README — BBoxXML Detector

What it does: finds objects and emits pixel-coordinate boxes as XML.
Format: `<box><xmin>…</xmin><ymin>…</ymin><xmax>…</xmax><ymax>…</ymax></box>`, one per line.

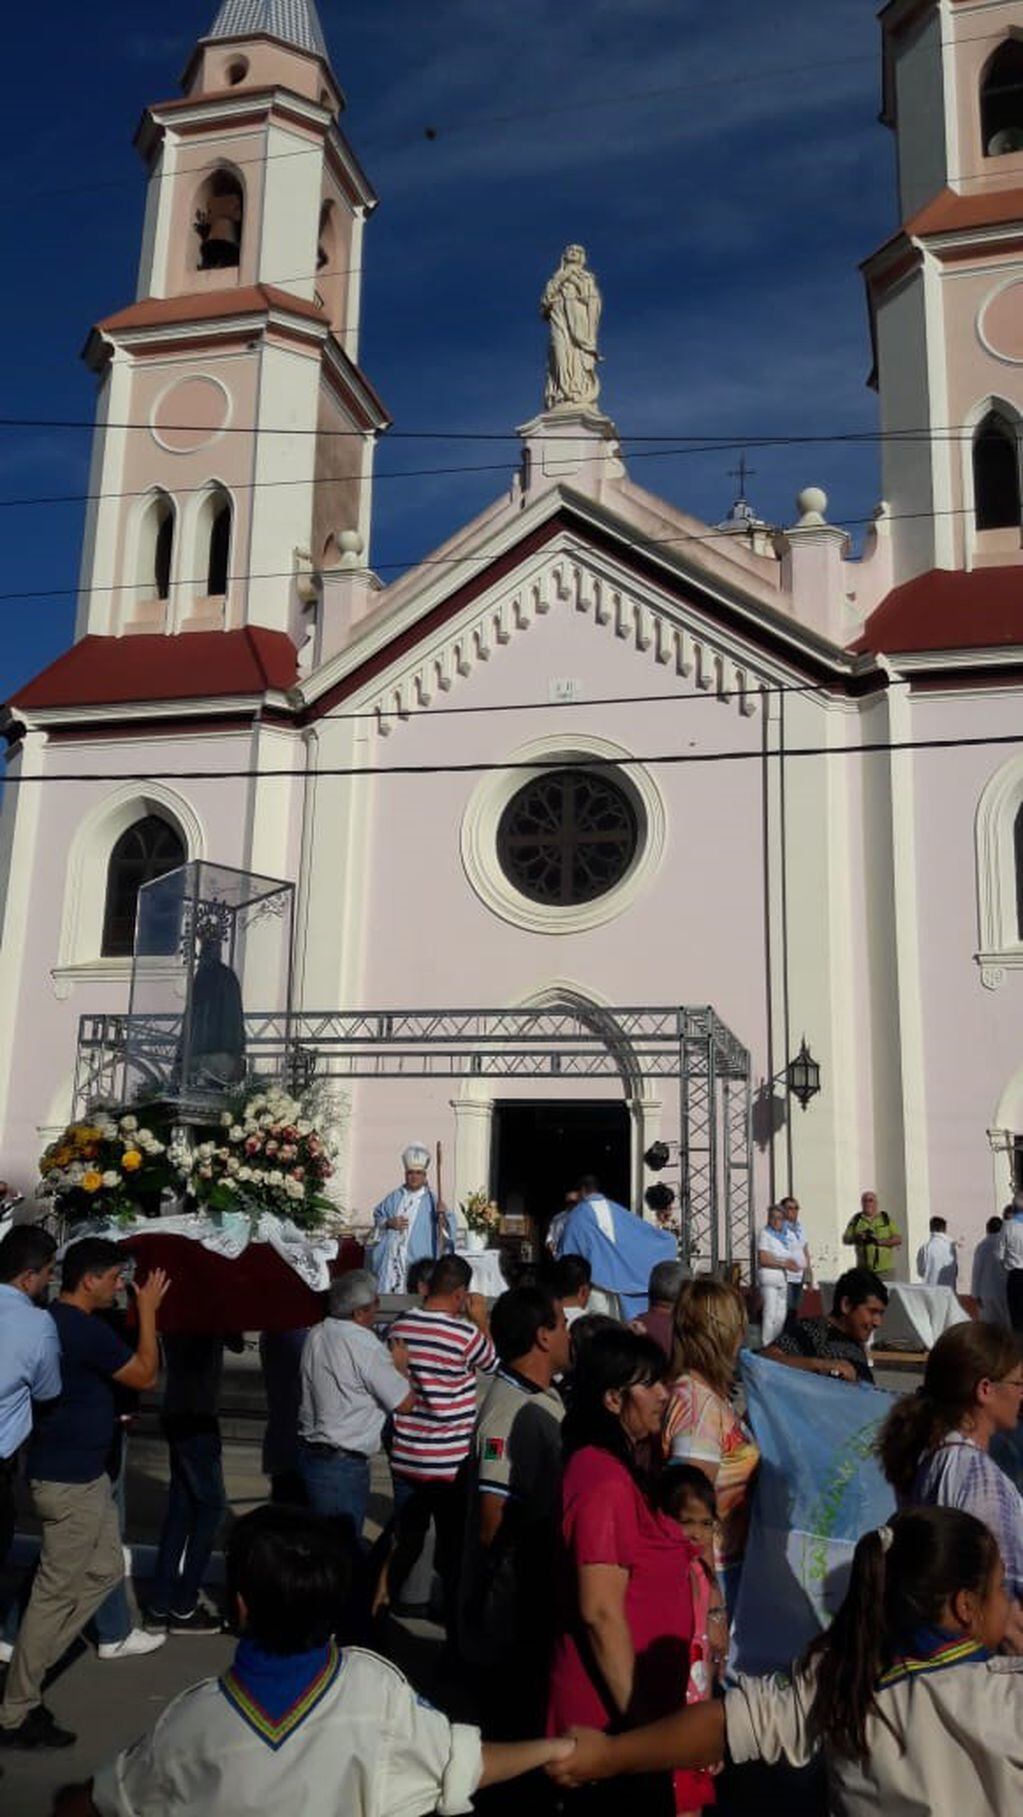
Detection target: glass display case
<box><xmin>123</xmin><ymin>860</ymin><xmax>294</xmax><ymax>1116</ymax></box>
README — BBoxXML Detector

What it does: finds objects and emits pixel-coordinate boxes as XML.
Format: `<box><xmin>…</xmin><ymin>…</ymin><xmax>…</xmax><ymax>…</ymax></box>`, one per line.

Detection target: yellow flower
<box><xmin>75</xmin><ymin>1126</ymin><xmax>101</xmax><ymax>1147</ymax></box>
<box><xmin>121</xmin><ymin>1150</ymin><xmax>143</xmax><ymax>1172</ymax></box>
<box><xmin>81</xmin><ymin>1170</ymin><xmax>103</xmax><ymax>1193</ymax></box>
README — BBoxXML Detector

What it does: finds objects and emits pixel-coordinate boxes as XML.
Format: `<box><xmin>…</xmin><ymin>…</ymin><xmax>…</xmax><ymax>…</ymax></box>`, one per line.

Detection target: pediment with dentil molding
<box><xmin>363</xmin><ymin>549</ymin><xmax>769</xmax><ymax>734</ymax></box>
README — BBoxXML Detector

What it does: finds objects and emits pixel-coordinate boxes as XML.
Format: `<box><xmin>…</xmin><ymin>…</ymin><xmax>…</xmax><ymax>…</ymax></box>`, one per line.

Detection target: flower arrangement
<box><xmin>38</xmin><ymin>1112</ymin><xmax>173</xmax><ymax>1226</ymax></box>
<box><xmin>460</xmin><ymin>1189</ymin><xmax>502</xmax><ymax>1242</ymax></box>
<box><xmin>169</xmin><ymin>1082</ymin><xmax>337</xmax><ymax>1233</ymax></box>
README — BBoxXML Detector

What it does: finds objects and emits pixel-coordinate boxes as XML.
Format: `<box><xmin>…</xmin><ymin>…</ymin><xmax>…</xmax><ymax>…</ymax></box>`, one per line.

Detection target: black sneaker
<box><xmin>140</xmin><ymin>1606</ymin><xmax>169</xmax><ymax>1632</ymax></box>
<box><xmin>0</xmin><ymin>1704</ymin><xmax>76</xmax><ymax>1749</ymax></box>
<box><xmin>167</xmin><ymin>1605</ymin><xmax>223</xmax><ymax>1636</ymax></box>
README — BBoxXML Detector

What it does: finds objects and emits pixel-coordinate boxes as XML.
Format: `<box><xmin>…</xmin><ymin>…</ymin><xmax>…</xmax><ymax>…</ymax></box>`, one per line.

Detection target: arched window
<box><xmin>973</xmin><ymin>410</ymin><xmax>1021</xmax><ymax>530</ymax></box>
<box><xmin>982</xmin><ymin>40</ymin><xmax>1023</xmax><ymax>156</ymax></box>
<box><xmin>137</xmin><ymin>491</ymin><xmax>174</xmax><ymax>601</ymax></box>
<box><xmin>1014</xmin><ymin>803</ymin><xmax>1023</xmax><ymax>939</ymax></box>
<box><xmin>101</xmin><ymin>815</ymin><xmax>185</xmax><ymax>958</ymax></box>
<box><xmin>206</xmin><ymin>492</ymin><xmax>232</xmax><ymax>596</ymax></box>
<box><xmin>194</xmin><ymin>169</ymin><xmax>244</xmax><ymax>270</ymax></box>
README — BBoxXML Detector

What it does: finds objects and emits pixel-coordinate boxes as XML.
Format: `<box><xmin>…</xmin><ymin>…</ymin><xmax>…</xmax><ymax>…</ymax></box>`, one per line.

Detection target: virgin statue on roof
<box><xmin>541</xmin><ymin>244</ymin><xmax>603</xmax><ymax>411</ymax></box>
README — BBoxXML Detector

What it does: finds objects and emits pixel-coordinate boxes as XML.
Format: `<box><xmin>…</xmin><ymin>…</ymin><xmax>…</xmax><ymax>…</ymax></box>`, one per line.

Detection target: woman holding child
<box><xmin>662</xmin><ymin>1278</ymin><xmax>759</xmax><ymax>1607</ymax></box>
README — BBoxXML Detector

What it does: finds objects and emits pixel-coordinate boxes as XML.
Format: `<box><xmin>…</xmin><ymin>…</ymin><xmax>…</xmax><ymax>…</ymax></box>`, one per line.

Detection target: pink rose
<box><xmin>245</xmin><ymin>1136</ymin><xmax>260</xmax><ymax>1154</ymax></box>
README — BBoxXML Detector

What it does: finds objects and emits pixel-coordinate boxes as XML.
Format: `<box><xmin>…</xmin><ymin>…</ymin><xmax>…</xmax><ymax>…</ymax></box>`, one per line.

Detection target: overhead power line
<box><xmin>0</xmin><ymin>500</ymin><xmax>1019</xmax><ymax>605</ymax></box>
<box><xmin>5</xmin><ymin>730</ymin><xmax>1023</xmax><ymax>789</ymax></box>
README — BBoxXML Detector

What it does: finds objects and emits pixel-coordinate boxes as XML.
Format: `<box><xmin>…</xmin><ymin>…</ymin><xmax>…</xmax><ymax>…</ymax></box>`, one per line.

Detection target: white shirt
<box><xmin>299</xmin><ymin>1319</ymin><xmax>409</xmax><ymax>1456</ymax></box>
<box><xmin>92</xmin><ymin>1646</ymin><xmax>483</xmax><ymax>1817</ymax></box>
<box><xmin>999</xmin><ymin>1214</ymin><xmax>1023</xmax><ymax>1271</ymax></box>
<box><xmin>757</xmin><ymin>1228</ymin><xmax>791</xmax><ymax>1288</ymax></box>
<box><xmin>782</xmin><ymin>1219</ymin><xmax>808</xmax><ymax>1284</ymax></box>
<box><xmin>726</xmin><ymin>1654</ymin><xmax>1023</xmax><ymax>1817</ymax></box>
<box><xmin>916</xmin><ymin>1233</ymin><xmax>958</xmax><ymax>1288</ymax></box>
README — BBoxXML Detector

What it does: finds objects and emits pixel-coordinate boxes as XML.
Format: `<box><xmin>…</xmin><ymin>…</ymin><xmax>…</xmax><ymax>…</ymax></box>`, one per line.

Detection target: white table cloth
<box><xmin>879</xmin><ymin>1282</ymin><xmax>969</xmax><ymax>1349</ymax></box>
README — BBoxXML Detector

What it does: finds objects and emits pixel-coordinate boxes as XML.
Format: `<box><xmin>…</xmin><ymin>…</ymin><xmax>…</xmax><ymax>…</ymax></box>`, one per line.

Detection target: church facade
<box><xmin>3</xmin><ymin>0</ymin><xmax>1023</xmax><ymax>1270</ymax></box>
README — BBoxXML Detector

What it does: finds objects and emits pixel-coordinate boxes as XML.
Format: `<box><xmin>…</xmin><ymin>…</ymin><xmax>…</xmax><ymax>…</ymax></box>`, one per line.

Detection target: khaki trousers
<box><xmin>0</xmin><ymin>1474</ymin><xmax>124</xmax><ymax>1727</ymax></box>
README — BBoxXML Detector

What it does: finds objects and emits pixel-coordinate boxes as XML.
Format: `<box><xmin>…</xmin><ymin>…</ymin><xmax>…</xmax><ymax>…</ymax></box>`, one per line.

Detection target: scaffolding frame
<box><xmin>74</xmin><ymin>1003</ymin><xmax>753</xmax><ymax>1266</ymax></box>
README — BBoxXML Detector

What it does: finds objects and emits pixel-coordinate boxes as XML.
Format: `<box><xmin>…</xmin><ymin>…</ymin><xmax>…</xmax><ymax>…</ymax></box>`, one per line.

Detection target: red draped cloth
<box><xmin>120</xmin><ymin>1232</ymin><xmax>364</xmax><ymax>1333</ymax></box>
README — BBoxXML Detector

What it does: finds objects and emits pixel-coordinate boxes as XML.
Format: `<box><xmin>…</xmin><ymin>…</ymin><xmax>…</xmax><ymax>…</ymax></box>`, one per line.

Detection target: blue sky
<box><xmin>0</xmin><ymin>0</ymin><xmax>897</xmax><ymax>698</ymax></box>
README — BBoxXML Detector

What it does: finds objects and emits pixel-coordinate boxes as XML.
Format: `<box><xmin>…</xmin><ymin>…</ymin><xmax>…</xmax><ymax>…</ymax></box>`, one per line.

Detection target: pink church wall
<box><xmin>341</xmin><ymin>599</ymin><xmax>774</xmax><ymax>1226</ymax></box>
<box><xmin>909</xmin><ymin>686</ymin><xmax>1023</xmax><ymax>1243</ymax></box>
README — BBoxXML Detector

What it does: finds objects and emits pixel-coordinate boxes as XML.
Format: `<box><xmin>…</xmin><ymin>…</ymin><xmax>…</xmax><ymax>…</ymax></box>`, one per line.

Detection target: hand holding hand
<box><xmin>546</xmin><ymin>1729</ymin><xmax>610</xmax><ymax>1787</ymax></box>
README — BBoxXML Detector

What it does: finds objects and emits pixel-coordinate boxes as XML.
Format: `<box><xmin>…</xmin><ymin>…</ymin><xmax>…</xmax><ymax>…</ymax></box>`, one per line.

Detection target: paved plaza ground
<box><xmin>0</xmin><ymin>1345</ymin><xmax>919</xmax><ymax>1815</ymax></box>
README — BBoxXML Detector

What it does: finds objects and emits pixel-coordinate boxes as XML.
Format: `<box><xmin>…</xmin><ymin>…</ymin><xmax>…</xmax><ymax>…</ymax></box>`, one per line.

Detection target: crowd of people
<box><xmin>2</xmin><ymin>1191</ymin><xmax>1023</xmax><ymax>1814</ymax></box>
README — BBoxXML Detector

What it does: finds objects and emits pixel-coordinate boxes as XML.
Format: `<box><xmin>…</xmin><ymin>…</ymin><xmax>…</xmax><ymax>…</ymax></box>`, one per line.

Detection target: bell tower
<box><xmin>865</xmin><ymin>1</ymin><xmax>1023</xmax><ymax>582</ymax></box>
<box><xmin>77</xmin><ymin>0</ymin><xmax>388</xmax><ymax>645</ymax></box>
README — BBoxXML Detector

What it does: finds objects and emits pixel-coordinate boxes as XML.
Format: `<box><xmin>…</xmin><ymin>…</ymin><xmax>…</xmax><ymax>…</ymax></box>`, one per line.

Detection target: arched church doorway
<box><xmin>492</xmin><ymin>1098</ymin><xmax>631</xmax><ymax>1236</ymax></box>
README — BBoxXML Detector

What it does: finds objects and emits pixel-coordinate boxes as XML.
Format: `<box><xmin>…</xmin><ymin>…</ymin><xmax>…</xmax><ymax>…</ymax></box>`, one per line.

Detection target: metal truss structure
<box><xmin>74</xmin><ymin>1003</ymin><xmax>752</xmax><ymax>1267</ymax></box>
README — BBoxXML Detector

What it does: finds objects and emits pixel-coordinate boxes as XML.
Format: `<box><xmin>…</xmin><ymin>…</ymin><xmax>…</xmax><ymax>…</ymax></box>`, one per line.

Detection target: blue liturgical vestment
<box><xmin>365</xmin><ymin>1187</ymin><xmax>453</xmax><ymax>1292</ymax></box>
<box><xmin>554</xmin><ymin>1192</ymin><xmax>676</xmax><ymax>1319</ymax></box>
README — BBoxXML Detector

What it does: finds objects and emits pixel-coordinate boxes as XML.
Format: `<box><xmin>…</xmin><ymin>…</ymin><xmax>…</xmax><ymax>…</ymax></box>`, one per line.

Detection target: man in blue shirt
<box><xmin>0</xmin><ymin>1226</ymin><xmax>60</xmax><ymax>1603</ymax></box>
<box><xmin>0</xmin><ymin>1237</ymin><xmax>169</xmax><ymax>1751</ymax></box>
<box><xmin>781</xmin><ymin>1195</ymin><xmax>813</xmax><ymax>1317</ymax></box>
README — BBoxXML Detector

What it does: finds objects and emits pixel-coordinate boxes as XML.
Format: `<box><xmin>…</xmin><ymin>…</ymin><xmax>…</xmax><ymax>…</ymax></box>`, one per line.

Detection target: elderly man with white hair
<box><xmin>298</xmin><ymin>1271</ymin><xmax>415</xmax><ymax>1538</ymax></box>
<box><xmin>366</xmin><ymin>1143</ymin><xmax>453</xmax><ymax>1294</ymax></box>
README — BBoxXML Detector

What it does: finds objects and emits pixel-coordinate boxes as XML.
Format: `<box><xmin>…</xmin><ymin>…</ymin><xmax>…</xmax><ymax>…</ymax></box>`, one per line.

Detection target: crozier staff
<box><xmin>366</xmin><ymin>1143</ymin><xmax>453</xmax><ymax>1295</ymax></box>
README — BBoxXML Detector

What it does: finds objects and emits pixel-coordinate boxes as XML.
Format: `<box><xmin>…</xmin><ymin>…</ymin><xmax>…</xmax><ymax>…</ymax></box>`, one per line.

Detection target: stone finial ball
<box><xmin>337</xmin><ymin>529</ymin><xmax>365</xmax><ymax>557</ymax></box>
<box><xmin>796</xmin><ymin>487</ymin><xmax>828</xmax><ymax>520</ymax></box>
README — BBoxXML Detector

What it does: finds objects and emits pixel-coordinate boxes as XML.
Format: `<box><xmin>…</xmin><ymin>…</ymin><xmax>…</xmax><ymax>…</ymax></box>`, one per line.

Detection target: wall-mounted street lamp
<box><xmin>786</xmin><ymin>1037</ymin><xmax>822</xmax><ymax>1111</ymax></box>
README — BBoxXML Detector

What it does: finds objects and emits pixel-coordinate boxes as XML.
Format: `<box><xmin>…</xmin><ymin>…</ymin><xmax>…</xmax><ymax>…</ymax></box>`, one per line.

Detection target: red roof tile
<box><xmin>98</xmin><ymin>285</ymin><xmax>325</xmax><ymax>335</ymax></box>
<box><xmin>906</xmin><ymin>186</ymin><xmax>1023</xmax><ymax>238</ymax></box>
<box><xmin>852</xmin><ymin>567</ymin><xmax>1023</xmax><ymax>654</ymax></box>
<box><xmin>13</xmin><ymin>628</ymin><xmax>298</xmax><ymax>710</ymax></box>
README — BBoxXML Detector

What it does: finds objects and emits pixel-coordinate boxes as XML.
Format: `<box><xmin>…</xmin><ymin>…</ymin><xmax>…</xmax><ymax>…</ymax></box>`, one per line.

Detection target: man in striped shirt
<box><xmin>387</xmin><ymin>1256</ymin><xmax>497</xmax><ymax>1631</ymax></box>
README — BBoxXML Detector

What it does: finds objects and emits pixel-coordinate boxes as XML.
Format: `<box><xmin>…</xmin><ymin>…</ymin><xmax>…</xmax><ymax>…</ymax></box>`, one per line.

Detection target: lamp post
<box><xmin>786</xmin><ymin>1038</ymin><xmax>821</xmax><ymax>1111</ymax></box>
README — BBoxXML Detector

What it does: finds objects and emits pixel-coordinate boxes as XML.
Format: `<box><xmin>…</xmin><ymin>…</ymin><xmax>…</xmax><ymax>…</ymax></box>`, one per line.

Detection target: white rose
<box><xmin>136</xmin><ymin>1127</ymin><xmax>153</xmax><ymax>1143</ymax></box>
<box><xmin>229</xmin><ymin>1126</ymin><xmax>244</xmax><ymax>1142</ymax></box>
<box><xmin>119</xmin><ymin>1115</ymin><xmax>138</xmax><ymax>1133</ymax></box>
<box><xmin>237</xmin><ymin>1166</ymin><xmax>252</xmax><ymax>1183</ymax></box>
<box><xmin>284</xmin><ymin>1176</ymin><xmax>305</xmax><ymax>1200</ymax></box>
<box><xmin>101</xmin><ymin>1171</ymin><xmax>120</xmax><ymax>1188</ymax></box>
<box><xmin>221</xmin><ymin>1111</ymin><xmax>233</xmax><ymax>1127</ymax></box>
<box><xmin>296</xmin><ymin>1120</ymin><xmax>312</xmax><ymax>1137</ymax></box>
<box><xmin>268</xmin><ymin>1170</ymin><xmax>284</xmax><ymax>1187</ymax></box>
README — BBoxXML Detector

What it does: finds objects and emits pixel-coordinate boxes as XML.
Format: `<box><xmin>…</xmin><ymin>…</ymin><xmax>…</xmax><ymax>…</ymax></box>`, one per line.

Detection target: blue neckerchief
<box><xmin>219</xmin><ymin>1638</ymin><xmax>342</xmax><ymax>1750</ymax></box>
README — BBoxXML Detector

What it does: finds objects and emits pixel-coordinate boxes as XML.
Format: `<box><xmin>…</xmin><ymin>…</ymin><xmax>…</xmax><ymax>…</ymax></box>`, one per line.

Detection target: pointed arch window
<box><xmin>101</xmin><ymin>815</ymin><xmax>185</xmax><ymax>958</ymax></box>
<box><xmin>138</xmin><ymin>492</ymin><xmax>174</xmax><ymax>601</ymax></box>
<box><xmin>205</xmin><ymin>491</ymin><xmax>232</xmax><ymax>596</ymax></box>
<box><xmin>982</xmin><ymin>40</ymin><xmax>1023</xmax><ymax>156</ymax></box>
<box><xmin>195</xmin><ymin>170</ymin><xmax>244</xmax><ymax>270</ymax></box>
<box><xmin>973</xmin><ymin>411</ymin><xmax>1021</xmax><ymax>530</ymax></box>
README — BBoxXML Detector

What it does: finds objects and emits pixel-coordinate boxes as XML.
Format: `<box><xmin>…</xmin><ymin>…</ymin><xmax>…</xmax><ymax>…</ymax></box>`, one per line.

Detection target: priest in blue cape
<box><xmin>553</xmin><ymin>1173</ymin><xmax>677</xmax><ymax>1319</ymax></box>
<box><xmin>366</xmin><ymin>1143</ymin><xmax>454</xmax><ymax>1294</ymax></box>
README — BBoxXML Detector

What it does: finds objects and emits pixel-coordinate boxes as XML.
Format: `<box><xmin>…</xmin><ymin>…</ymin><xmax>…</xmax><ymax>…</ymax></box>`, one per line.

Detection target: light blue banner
<box><xmin>730</xmin><ymin>1349</ymin><xmax>897</xmax><ymax>1675</ymax></box>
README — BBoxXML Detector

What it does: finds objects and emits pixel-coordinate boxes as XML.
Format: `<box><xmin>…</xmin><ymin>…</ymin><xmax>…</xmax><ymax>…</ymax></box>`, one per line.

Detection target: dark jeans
<box><xmin>0</xmin><ymin>1451</ymin><xmax>17</xmax><ymax>1572</ymax></box>
<box><xmin>150</xmin><ymin>1426</ymin><xmax>226</xmax><ymax>1617</ymax></box>
<box><xmin>1009</xmin><ymin>1270</ymin><xmax>1023</xmax><ymax>1333</ymax></box>
<box><xmin>389</xmin><ymin>1469</ymin><xmax>467</xmax><ymax>1630</ymax></box>
<box><xmin>299</xmin><ymin>1443</ymin><xmax>370</xmax><ymax>1538</ymax></box>
<box><xmin>786</xmin><ymin>1280</ymin><xmax>804</xmax><ymax>1316</ymax></box>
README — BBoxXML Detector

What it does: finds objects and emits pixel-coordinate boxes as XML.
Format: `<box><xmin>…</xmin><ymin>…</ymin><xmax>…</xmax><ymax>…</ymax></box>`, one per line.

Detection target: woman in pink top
<box><xmin>548</xmin><ymin>1327</ymin><xmax>696</xmax><ymax>1817</ymax></box>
